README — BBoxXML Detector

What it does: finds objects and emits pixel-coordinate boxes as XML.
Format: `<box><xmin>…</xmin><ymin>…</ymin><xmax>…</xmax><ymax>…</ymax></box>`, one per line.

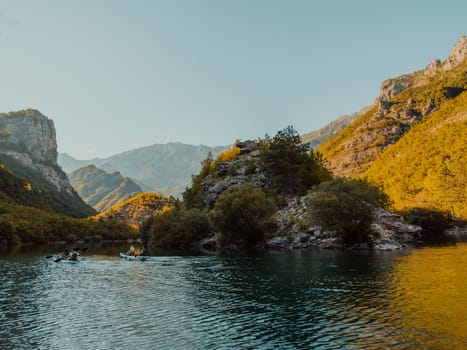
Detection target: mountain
<box><xmin>0</xmin><ymin>109</ymin><xmax>95</xmax><ymax>217</ymax></box>
<box><xmin>58</xmin><ymin>153</ymin><xmax>94</xmax><ymax>173</ymax></box>
<box><xmin>318</xmin><ymin>36</ymin><xmax>466</xmax><ymax>218</ymax></box>
<box><xmin>319</xmin><ymin>36</ymin><xmax>466</xmax><ymax>178</ymax></box>
<box><xmin>58</xmin><ymin>142</ymin><xmax>226</xmax><ymax>196</ymax></box>
<box><xmin>301</xmin><ymin>106</ymin><xmax>371</xmax><ymax>149</ymax></box>
<box><xmin>93</xmin><ymin>192</ymin><xmax>176</xmax><ymax>228</ymax></box>
<box><xmin>67</xmin><ymin>165</ymin><xmax>143</xmax><ymax>212</ymax></box>
<box><xmin>0</xmin><ymin>163</ymin><xmax>137</xmax><ymax>245</ymax></box>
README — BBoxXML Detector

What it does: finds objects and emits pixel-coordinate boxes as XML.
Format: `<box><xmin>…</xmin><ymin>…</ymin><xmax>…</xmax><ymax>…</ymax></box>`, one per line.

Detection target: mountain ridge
<box><xmin>59</xmin><ymin>142</ymin><xmax>227</xmax><ymax>197</ymax></box>
<box><xmin>318</xmin><ymin>36</ymin><xmax>466</xmax><ymax>178</ymax></box>
<box><xmin>67</xmin><ymin>164</ymin><xmax>143</xmax><ymax>212</ymax></box>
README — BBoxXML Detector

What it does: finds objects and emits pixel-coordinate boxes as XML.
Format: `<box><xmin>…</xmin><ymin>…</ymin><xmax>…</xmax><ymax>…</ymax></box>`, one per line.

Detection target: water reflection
<box><xmin>387</xmin><ymin>245</ymin><xmax>467</xmax><ymax>349</ymax></box>
<box><xmin>0</xmin><ymin>244</ymin><xmax>465</xmax><ymax>349</ymax></box>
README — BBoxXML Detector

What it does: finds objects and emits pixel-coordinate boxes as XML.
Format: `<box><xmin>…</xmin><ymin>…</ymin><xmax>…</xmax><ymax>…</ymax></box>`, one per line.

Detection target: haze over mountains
<box><xmin>59</xmin><ymin>143</ymin><xmax>226</xmax><ymax>196</ymax></box>
<box><xmin>67</xmin><ymin>165</ymin><xmax>142</xmax><ymax>212</ymax></box>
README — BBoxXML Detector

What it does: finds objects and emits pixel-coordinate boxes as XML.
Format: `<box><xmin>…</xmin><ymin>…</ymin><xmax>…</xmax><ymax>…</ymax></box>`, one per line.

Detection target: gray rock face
<box><xmin>378</xmin><ymin>73</ymin><xmax>415</xmax><ymax>103</ymax></box>
<box><xmin>0</xmin><ymin>109</ymin><xmax>57</xmax><ymax>164</ymax></box>
<box><xmin>0</xmin><ymin>109</ymin><xmax>94</xmax><ymax>217</ymax></box>
<box><xmin>442</xmin><ymin>35</ymin><xmax>467</xmax><ymax>71</ymax></box>
<box><xmin>0</xmin><ymin>110</ymin><xmax>73</xmax><ymax>194</ymax></box>
<box><xmin>201</xmin><ymin>142</ymin><xmax>271</xmax><ymax>205</ymax></box>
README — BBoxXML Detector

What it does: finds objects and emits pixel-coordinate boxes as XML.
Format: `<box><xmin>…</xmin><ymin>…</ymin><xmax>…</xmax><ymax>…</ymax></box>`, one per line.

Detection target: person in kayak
<box><xmin>61</xmin><ymin>249</ymin><xmax>70</xmax><ymax>259</ymax></box>
<box><xmin>126</xmin><ymin>244</ymin><xmax>135</xmax><ymax>256</ymax></box>
<box><xmin>68</xmin><ymin>248</ymin><xmax>79</xmax><ymax>261</ymax></box>
<box><xmin>139</xmin><ymin>247</ymin><xmax>146</xmax><ymax>256</ymax></box>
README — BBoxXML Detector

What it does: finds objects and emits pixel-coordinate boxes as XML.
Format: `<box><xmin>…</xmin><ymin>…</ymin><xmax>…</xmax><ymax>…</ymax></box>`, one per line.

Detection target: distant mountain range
<box><xmin>59</xmin><ymin>143</ymin><xmax>226</xmax><ymax>197</ymax></box>
<box><xmin>301</xmin><ymin>106</ymin><xmax>372</xmax><ymax>149</ymax></box>
<box><xmin>67</xmin><ymin>165</ymin><xmax>143</xmax><ymax>212</ymax></box>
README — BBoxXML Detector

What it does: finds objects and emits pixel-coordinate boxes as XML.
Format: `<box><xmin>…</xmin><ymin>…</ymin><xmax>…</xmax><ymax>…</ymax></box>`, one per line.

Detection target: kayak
<box><xmin>53</xmin><ymin>255</ymin><xmax>79</xmax><ymax>263</ymax></box>
<box><xmin>119</xmin><ymin>252</ymin><xmax>149</xmax><ymax>261</ymax></box>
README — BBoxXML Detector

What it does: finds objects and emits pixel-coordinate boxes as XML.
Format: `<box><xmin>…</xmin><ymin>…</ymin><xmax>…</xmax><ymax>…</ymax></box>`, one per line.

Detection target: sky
<box><xmin>0</xmin><ymin>0</ymin><xmax>465</xmax><ymax>159</ymax></box>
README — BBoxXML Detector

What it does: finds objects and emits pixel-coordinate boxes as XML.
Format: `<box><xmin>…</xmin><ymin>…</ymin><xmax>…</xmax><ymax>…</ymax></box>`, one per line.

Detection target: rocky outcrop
<box><xmin>201</xmin><ymin>141</ymin><xmax>270</xmax><ymax>205</ymax></box>
<box><xmin>0</xmin><ymin>109</ymin><xmax>94</xmax><ymax>217</ymax></box>
<box><xmin>265</xmin><ymin>196</ymin><xmax>422</xmax><ymax>251</ymax></box>
<box><xmin>442</xmin><ymin>35</ymin><xmax>467</xmax><ymax>71</ymax></box>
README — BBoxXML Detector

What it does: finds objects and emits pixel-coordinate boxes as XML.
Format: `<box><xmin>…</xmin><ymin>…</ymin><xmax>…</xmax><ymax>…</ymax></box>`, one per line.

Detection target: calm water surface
<box><xmin>0</xmin><ymin>243</ymin><xmax>466</xmax><ymax>349</ymax></box>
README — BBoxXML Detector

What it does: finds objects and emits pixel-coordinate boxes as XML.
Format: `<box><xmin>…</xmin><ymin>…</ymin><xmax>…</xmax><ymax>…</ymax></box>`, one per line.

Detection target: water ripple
<box><xmin>1</xmin><ymin>245</ymin><xmax>466</xmax><ymax>349</ymax></box>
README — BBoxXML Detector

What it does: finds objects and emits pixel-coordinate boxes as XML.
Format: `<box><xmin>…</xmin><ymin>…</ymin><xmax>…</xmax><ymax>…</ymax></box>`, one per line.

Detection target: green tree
<box><xmin>148</xmin><ymin>208</ymin><xmax>211</xmax><ymax>249</ymax></box>
<box><xmin>308</xmin><ymin>178</ymin><xmax>389</xmax><ymax>243</ymax></box>
<box><xmin>210</xmin><ymin>183</ymin><xmax>275</xmax><ymax>246</ymax></box>
<box><xmin>183</xmin><ymin>152</ymin><xmax>215</xmax><ymax>209</ymax></box>
<box><xmin>261</xmin><ymin>126</ymin><xmax>331</xmax><ymax>195</ymax></box>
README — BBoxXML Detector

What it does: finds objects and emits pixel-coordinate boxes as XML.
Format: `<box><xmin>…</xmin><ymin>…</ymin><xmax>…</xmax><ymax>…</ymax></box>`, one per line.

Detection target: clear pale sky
<box><xmin>0</xmin><ymin>1</ymin><xmax>465</xmax><ymax>159</ymax></box>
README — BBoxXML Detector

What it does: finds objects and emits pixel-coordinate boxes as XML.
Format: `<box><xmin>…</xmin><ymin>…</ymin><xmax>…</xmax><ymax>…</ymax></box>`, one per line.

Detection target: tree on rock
<box><xmin>261</xmin><ymin>125</ymin><xmax>331</xmax><ymax>195</ymax></box>
<box><xmin>308</xmin><ymin>178</ymin><xmax>390</xmax><ymax>243</ymax></box>
<box><xmin>210</xmin><ymin>183</ymin><xmax>275</xmax><ymax>246</ymax></box>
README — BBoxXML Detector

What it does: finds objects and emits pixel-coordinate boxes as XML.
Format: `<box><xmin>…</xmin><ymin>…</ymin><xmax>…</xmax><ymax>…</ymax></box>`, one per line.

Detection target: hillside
<box><xmin>59</xmin><ymin>142</ymin><xmax>226</xmax><ymax>196</ymax></box>
<box><xmin>301</xmin><ymin>106</ymin><xmax>371</xmax><ymax>149</ymax></box>
<box><xmin>93</xmin><ymin>192</ymin><xmax>176</xmax><ymax>228</ymax></box>
<box><xmin>0</xmin><ymin>164</ymin><xmax>137</xmax><ymax>246</ymax></box>
<box><xmin>0</xmin><ymin>109</ymin><xmax>95</xmax><ymax>217</ymax></box>
<box><xmin>319</xmin><ymin>36</ymin><xmax>466</xmax><ymax>178</ymax></box>
<box><xmin>68</xmin><ymin>165</ymin><xmax>143</xmax><ymax>212</ymax></box>
<box><xmin>365</xmin><ymin>92</ymin><xmax>466</xmax><ymax>218</ymax></box>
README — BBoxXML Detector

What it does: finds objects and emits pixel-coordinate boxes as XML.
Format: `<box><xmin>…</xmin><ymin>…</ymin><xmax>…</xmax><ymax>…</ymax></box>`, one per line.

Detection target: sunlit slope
<box><xmin>365</xmin><ymin>91</ymin><xmax>466</xmax><ymax>218</ymax></box>
<box><xmin>318</xmin><ymin>60</ymin><xmax>466</xmax><ymax>178</ymax></box>
<box><xmin>93</xmin><ymin>192</ymin><xmax>176</xmax><ymax>228</ymax></box>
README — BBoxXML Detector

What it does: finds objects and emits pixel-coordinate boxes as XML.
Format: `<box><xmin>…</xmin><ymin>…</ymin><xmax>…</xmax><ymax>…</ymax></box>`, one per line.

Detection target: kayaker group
<box><xmin>60</xmin><ymin>247</ymin><xmax>80</xmax><ymax>261</ymax></box>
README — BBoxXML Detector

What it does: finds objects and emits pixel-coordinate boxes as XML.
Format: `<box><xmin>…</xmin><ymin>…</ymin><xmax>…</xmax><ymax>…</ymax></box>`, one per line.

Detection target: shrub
<box><xmin>148</xmin><ymin>208</ymin><xmax>211</xmax><ymax>249</ymax></box>
<box><xmin>216</xmin><ymin>145</ymin><xmax>240</xmax><ymax>162</ymax></box>
<box><xmin>407</xmin><ymin>208</ymin><xmax>454</xmax><ymax>243</ymax></box>
<box><xmin>210</xmin><ymin>183</ymin><xmax>275</xmax><ymax>246</ymax></box>
<box><xmin>308</xmin><ymin>178</ymin><xmax>389</xmax><ymax>243</ymax></box>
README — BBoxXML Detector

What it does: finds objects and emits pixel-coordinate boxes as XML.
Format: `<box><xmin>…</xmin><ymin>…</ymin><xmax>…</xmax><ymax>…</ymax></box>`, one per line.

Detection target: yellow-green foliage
<box><xmin>319</xmin><ymin>60</ymin><xmax>467</xmax><ymax>175</ymax></box>
<box><xmin>0</xmin><ymin>199</ymin><xmax>138</xmax><ymax>245</ymax></box>
<box><xmin>216</xmin><ymin>145</ymin><xmax>240</xmax><ymax>162</ymax></box>
<box><xmin>365</xmin><ymin>92</ymin><xmax>467</xmax><ymax>219</ymax></box>
<box><xmin>92</xmin><ymin>192</ymin><xmax>176</xmax><ymax>227</ymax></box>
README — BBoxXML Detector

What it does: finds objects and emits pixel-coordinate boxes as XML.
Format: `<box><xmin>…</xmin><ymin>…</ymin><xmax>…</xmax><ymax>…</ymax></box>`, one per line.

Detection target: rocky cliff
<box><xmin>68</xmin><ymin>165</ymin><xmax>143</xmax><ymax>212</ymax></box>
<box><xmin>319</xmin><ymin>36</ymin><xmax>466</xmax><ymax>177</ymax></box>
<box><xmin>0</xmin><ymin>109</ymin><xmax>95</xmax><ymax>217</ymax></box>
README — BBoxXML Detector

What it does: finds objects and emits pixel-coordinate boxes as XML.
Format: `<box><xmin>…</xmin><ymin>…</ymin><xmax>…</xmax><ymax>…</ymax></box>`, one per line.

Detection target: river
<box><xmin>0</xmin><ymin>243</ymin><xmax>466</xmax><ymax>349</ymax></box>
